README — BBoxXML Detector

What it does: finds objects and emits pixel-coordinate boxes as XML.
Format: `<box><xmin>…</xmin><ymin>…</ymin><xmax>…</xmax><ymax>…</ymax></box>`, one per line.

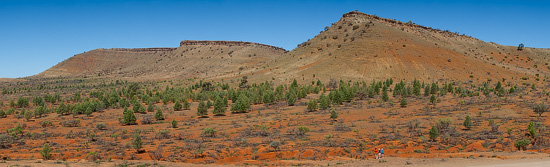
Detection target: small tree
<box><xmin>381</xmin><ymin>90</ymin><xmax>389</xmax><ymax>102</ymax></box>
<box><xmin>132</xmin><ymin>134</ymin><xmax>143</xmax><ymax>153</ymax></box>
<box><xmin>182</xmin><ymin>100</ymin><xmax>191</xmax><ymax>110</ymax></box>
<box><xmin>171</xmin><ymin>119</ymin><xmax>178</xmax><ymax>128</ymax></box>
<box><xmin>263</xmin><ymin>91</ymin><xmax>275</xmax><ymax>104</ymax></box>
<box><xmin>122</xmin><ymin>107</ymin><xmax>137</xmax><ymax>125</ymax></box>
<box><xmin>154</xmin><ymin>108</ymin><xmax>164</xmax><ymax>120</ymax></box>
<box><xmin>319</xmin><ymin>94</ymin><xmax>330</xmax><ymax>110</ymax></box>
<box><xmin>400</xmin><ymin>98</ymin><xmax>407</xmax><ymax>108</ymax></box>
<box><xmin>213</xmin><ymin>96</ymin><xmax>226</xmax><ymax>116</ymax></box>
<box><xmin>173</xmin><ymin>101</ymin><xmax>182</xmax><ymax>111</ymax></box>
<box><xmin>41</xmin><ymin>143</ymin><xmax>52</xmax><ymax>160</ymax></box>
<box><xmin>147</xmin><ymin>103</ymin><xmax>155</xmax><ymax>112</ymax></box>
<box><xmin>231</xmin><ymin>94</ymin><xmax>250</xmax><ymax>113</ymax></box>
<box><xmin>307</xmin><ymin>99</ymin><xmax>318</xmax><ymax>112</ymax></box>
<box><xmin>532</xmin><ymin>103</ymin><xmax>548</xmax><ymax>117</ymax></box>
<box><xmin>332</xmin><ymin>91</ymin><xmax>343</xmax><ymax>105</ymax></box>
<box><xmin>197</xmin><ymin>101</ymin><xmax>208</xmax><ymax>117</ymax></box>
<box><xmin>429</xmin><ymin>125</ymin><xmax>439</xmax><ymax>142</ymax></box>
<box><xmin>133</xmin><ymin>102</ymin><xmax>145</xmax><ymax>114</ymax></box>
<box><xmin>330</xmin><ymin>108</ymin><xmax>338</xmax><ymax>120</ymax></box>
<box><xmin>287</xmin><ymin>93</ymin><xmax>296</xmax><ymax>106</ymax></box>
<box><xmin>463</xmin><ymin>115</ymin><xmax>473</xmax><ymax>130</ymax></box>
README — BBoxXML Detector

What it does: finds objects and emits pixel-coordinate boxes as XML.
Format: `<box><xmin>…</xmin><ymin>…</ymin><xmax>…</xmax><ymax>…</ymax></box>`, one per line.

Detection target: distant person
<box><xmin>374</xmin><ymin>148</ymin><xmax>378</xmax><ymax>159</ymax></box>
<box><xmin>381</xmin><ymin>148</ymin><xmax>384</xmax><ymax>158</ymax></box>
<box><xmin>378</xmin><ymin>148</ymin><xmax>382</xmax><ymax>159</ymax></box>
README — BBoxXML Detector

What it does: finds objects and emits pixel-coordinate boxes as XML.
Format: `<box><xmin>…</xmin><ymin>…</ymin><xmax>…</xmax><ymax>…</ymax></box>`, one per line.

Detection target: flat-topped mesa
<box><xmin>109</xmin><ymin>48</ymin><xmax>177</xmax><ymax>52</ymax></box>
<box><xmin>180</xmin><ymin>40</ymin><xmax>287</xmax><ymax>52</ymax></box>
<box><xmin>343</xmin><ymin>11</ymin><xmax>472</xmax><ymax>39</ymax></box>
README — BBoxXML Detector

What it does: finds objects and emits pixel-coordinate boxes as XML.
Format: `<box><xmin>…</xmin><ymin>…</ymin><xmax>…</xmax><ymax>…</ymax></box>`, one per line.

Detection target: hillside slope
<box><xmin>35</xmin><ymin>41</ymin><xmax>287</xmax><ymax>80</ymax></box>
<box><xmin>258</xmin><ymin>11</ymin><xmax>550</xmax><ymax>83</ymax></box>
<box><xmin>34</xmin><ymin>11</ymin><xmax>550</xmax><ymax>83</ymax></box>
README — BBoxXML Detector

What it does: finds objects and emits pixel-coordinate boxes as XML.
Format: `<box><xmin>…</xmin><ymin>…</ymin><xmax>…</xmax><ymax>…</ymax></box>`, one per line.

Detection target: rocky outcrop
<box><xmin>343</xmin><ymin>11</ymin><xmax>472</xmax><ymax>39</ymax></box>
<box><xmin>180</xmin><ymin>40</ymin><xmax>287</xmax><ymax>52</ymax></box>
<box><xmin>109</xmin><ymin>48</ymin><xmax>177</xmax><ymax>52</ymax></box>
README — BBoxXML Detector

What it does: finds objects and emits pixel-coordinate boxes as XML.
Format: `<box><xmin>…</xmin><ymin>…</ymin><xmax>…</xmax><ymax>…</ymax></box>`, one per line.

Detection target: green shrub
<box><xmin>41</xmin><ymin>143</ymin><xmax>52</xmax><ymax>160</ymax></box>
<box><xmin>0</xmin><ymin>110</ymin><xmax>6</xmax><ymax>118</ymax></box>
<box><xmin>463</xmin><ymin>115</ymin><xmax>472</xmax><ymax>130</ymax></box>
<box><xmin>7</xmin><ymin>123</ymin><xmax>23</xmax><ymax>137</ymax></box>
<box><xmin>96</xmin><ymin>123</ymin><xmax>107</xmax><ymax>130</ymax></box>
<box><xmin>514</xmin><ymin>139</ymin><xmax>530</xmax><ymax>151</ymax></box>
<box><xmin>23</xmin><ymin>109</ymin><xmax>33</xmax><ymax>121</ymax></box>
<box><xmin>202</xmin><ymin>128</ymin><xmax>217</xmax><ymax>137</ymax></box>
<box><xmin>269</xmin><ymin>141</ymin><xmax>281</xmax><ymax>151</ymax></box>
<box><xmin>61</xmin><ymin>119</ymin><xmax>81</xmax><ymax>127</ymax></box>
<box><xmin>171</xmin><ymin>119</ymin><xmax>178</xmax><ymax>128</ymax></box>
<box><xmin>132</xmin><ymin>134</ymin><xmax>142</xmax><ymax>153</ymax></box>
<box><xmin>429</xmin><ymin>125</ymin><xmax>439</xmax><ymax>141</ymax></box>
<box><xmin>297</xmin><ymin>126</ymin><xmax>310</xmax><ymax>136</ymax></box>
<box><xmin>41</xmin><ymin>121</ymin><xmax>53</xmax><ymax>128</ymax></box>
<box><xmin>307</xmin><ymin>99</ymin><xmax>318</xmax><ymax>112</ymax></box>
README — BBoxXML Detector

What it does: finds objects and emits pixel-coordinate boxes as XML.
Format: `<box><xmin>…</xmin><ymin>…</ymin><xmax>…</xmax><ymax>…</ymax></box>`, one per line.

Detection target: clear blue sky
<box><xmin>0</xmin><ymin>0</ymin><xmax>548</xmax><ymax>78</ymax></box>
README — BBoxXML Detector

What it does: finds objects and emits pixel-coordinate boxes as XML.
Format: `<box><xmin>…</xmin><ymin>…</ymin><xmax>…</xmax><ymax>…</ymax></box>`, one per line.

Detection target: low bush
<box><xmin>61</xmin><ymin>119</ymin><xmax>81</xmax><ymax>127</ymax></box>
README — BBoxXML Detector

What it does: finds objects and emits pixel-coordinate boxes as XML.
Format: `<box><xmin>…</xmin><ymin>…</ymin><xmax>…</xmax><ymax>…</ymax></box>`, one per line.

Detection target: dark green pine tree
<box><xmin>154</xmin><ymin>107</ymin><xmax>164</xmax><ymax>120</ymax></box>
<box><xmin>173</xmin><ymin>101</ymin><xmax>183</xmax><ymax>111</ymax></box>
<box><xmin>319</xmin><ymin>94</ymin><xmax>330</xmax><ymax>110</ymax></box>
<box><xmin>307</xmin><ymin>99</ymin><xmax>318</xmax><ymax>112</ymax></box>
<box><xmin>382</xmin><ymin>89</ymin><xmax>389</xmax><ymax>102</ymax></box>
<box><xmin>231</xmin><ymin>93</ymin><xmax>251</xmax><ymax>113</ymax></box>
<box><xmin>122</xmin><ymin>107</ymin><xmax>137</xmax><ymax>125</ymax></box>
<box><xmin>197</xmin><ymin>101</ymin><xmax>208</xmax><ymax>117</ymax></box>
<box><xmin>213</xmin><ymin>96</ymin><xmax>226</xmax><ymax>116</ymax></box>
<box><xmin>330</xmin><ymin>108</ymin><xmax>338</xmax><ymax>120</ymax></box>
<box><xmin>182</xmin><ymin>100</ymin><xmax>191</xmax><ymax>110</ymax></box>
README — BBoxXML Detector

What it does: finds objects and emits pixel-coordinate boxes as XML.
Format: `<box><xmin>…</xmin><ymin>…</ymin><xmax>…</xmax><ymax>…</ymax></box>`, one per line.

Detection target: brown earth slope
<box><xmin>33</xmin><ymin>11</ymin><xmax>550</xmax><ymax>83</ymax></box>
<box><xmin>35</xmin><ymin>41</ymin><xmax>287</xmax><ymax>80</ymax></box>
<box><xmin>255</xmin><ymin>11</ymin><xmax>550</xmax><ymax>83</ymax></box>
